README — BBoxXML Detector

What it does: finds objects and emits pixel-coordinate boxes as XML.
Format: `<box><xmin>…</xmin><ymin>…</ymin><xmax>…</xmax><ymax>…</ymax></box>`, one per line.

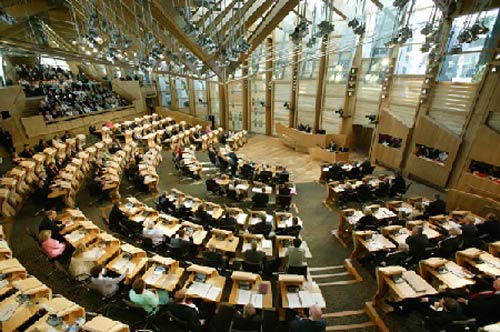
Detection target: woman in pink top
<box><xmin>39</xmin><ymin>230</ymin><xmax>66</xmax><ymax>259</ymax></box>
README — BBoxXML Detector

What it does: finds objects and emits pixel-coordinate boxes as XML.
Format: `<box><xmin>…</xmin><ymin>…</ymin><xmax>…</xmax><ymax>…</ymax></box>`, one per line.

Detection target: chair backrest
<box><xmin>288</xmin><ymin>265</ymin><xmax>308</xmax><ymax>277</ymax></box>
<box><xmin>242</xmin><ymin>260</ymin><xmax>262</xmax><ymax>273</ymax></box>
<box><xmin>229</xmin><ymin>320</ymin><xmax>262</xmax><ymax>332</ymax></box>
<box><xmin>166</xmin><ymin>309</ymin><xmax>190</xmax><ymax>331</ymax></box>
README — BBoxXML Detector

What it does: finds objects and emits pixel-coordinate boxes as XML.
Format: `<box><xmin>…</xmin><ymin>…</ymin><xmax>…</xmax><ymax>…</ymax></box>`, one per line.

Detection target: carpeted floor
<box><xmin>5</xmin><ymin>135</ymin><xmax>444</xmax><ymax>332</ymax></box>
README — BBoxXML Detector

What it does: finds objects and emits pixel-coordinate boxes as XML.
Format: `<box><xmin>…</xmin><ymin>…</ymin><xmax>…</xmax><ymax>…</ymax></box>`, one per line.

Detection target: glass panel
<box><xmin>209</xmin><ymin>82</ymin><xmax>220</xmax><ymax>127</ymax></box>
<box><xmin>176</xmin><ymin>77</ymin><xmax>189</xmax><ymax>113</ymax></box>
<box><xmin>363</xmin><ymin>2</ymin><xmax>398</xmax><ymax>59</ymax></box>
<box><xmin>250</xmin><ymin>73</ymin><xmax>266</xmax><ymax>134</ymax></box>
<box><xmin>194</xmin><ymin>79</ymin><xmax>208</xmax><ymax>120</ymax></box>
<box><xmin>396</xmin><ymin>44</ymin><xmax>429</xmax><ymax>75</ymax></box>
<box><xmin>228</xmin><ymin>80</ymin><xmax>243</xmax><ymax>130</ymax></box>
<box><xmin>158</xmin><ymin>75</ymin><xmax>171</xmax><ymax>107</ymax></box>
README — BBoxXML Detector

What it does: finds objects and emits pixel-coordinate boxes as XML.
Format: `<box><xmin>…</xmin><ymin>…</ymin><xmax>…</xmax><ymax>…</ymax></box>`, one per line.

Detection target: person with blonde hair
<box><xmin>68</xmin><ymin>244</ymin><xmax>96</xmax><ymax>280</ymax></box>
<box><xmin>39</xmin><ymin>230</ymin><xmax>66</xmax><ymax>259</ymax></box>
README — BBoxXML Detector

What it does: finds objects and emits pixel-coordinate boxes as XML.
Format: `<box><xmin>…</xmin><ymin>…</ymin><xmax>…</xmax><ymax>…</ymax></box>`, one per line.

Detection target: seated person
<box><xmin>327</xmin><ymin>140</ymin><xmax>337</xmax><ymax>152</ymax></box>
<box><xmin>477</xmin><ymin>213</ymin><xmax>500</xmax><ymax>242</ymax></box>
<box><xmin>425</xmin><ymin>193</ymin><xmax>446</xmax><ymax>217</ymax></box>
<box><xmin>108</xmin><ymin>201</ymin><xmax>125</xmax><ymax>229</ymax></box>
<box><xmin>437</xmin><ymin>227</ymin><xmax>463</xmax><ymax>258</ymax></box>
<box><xmin>69</xmin><ymin>244</ymin><xmax>97</xmax><ymax>280</ymax></box>
<box><xmin>88</xmin><ymin>265</ymin><xmax>126</xmax><ymax>298</ymax></box>
<box><xmin>218</xmin><ymin>212</ymin><xmax>238</xmax><ymax>231</ymax></box>
<box><xmin>459</xmin><ymin>277</ymin><xmax>500</xmax><ymax>326</ymax></box>
<box><xmin>232</xmin><ymin>303</ymin><xmax>263</xmax><ymax>331</ymax></box>
<box><xmin>356</xmin><ymin>180</ymin><xmax>372</xmax><ymax>201</ymax></box>
<box><xmin>252</xmin><ymin>192</ymin><xmax>269</xmax><ymax>207</ymax></box>
<box><xmin>170</xmin><ymin>229</ymin><xmax>194</xmax><ymax>250</ymax></box>
<box><xmin>461</xmin><ymin>215</ymin><xmax>480</xmax><ymax>248</ymax></box>
<box><xmin>419</xmin><ymin>297</ymin><xmax>467</xmax><ymax>332</ymax></box>
<box><xmin>376</xmin><ymin>243</ymin><xmax>410</xmax><ymax>267</ymax></box>
<box><xmin>39</xmin><ymin>230</ymin><xmax>67</xmax><ymax>259</ymax></box>
<box><xmin>38</xmin><ymin>210</ymin><xmax>65</xmax><ymax>242</ymax></box>
<box><xmin>290</xmin><ymin>304</ymin><xmax>327</xmax><ymax>332</ymax></box>
<box><xmin>168</xmin><ymin>289</ymin><xmax>204</xmax><ymax>332</ymax></box>
<box><xmin>243</xmin><ymin>240</ymin><xmax>266</xmax><ymax>266</ymax></box>
<box><xmin>376</xmin><ymin>177</ymin><xmax>391</xmax><ymax>197</ymax></box>
<box><xmin>286</xmin><ymin>238</ymin><xmax>306</xmax><ymax>269</ymax></box>
<box><xmin>129</xmin><ymin>278</ymin><xmax>167</xmax><ymax>314</ymax></box>
<box><xmin>19</xmin><ymin>144</ymin><xmax>35</xmax><ymax>158</ymax></box>
<box><xmin>142</xmin><ymin>220</ymin><xmax>164</xmax><ymax>246</ymax></box>
<box><xmin>390</xmin><ymin>171</ymin><xmax>406</xmax><ymax>196</ymax></box>
<box><xmin>201</xmin><ymin>243</ymin><xmax>226</xmax><ymax>269</ymax></box>
<box><xmin>355</xmin><ymin>208</ymin><xmax>378</xmax><ymax>231</ymax></box>
<box><xmin>359</xmin><ymin>159</ymin><xmax>372</xmax><ymax>175</ymax></box>
<box><xmin>158</xmin><ymin>191</ymin><xmax>174</xmax><ymax>212</ymax></box>
<box><xmin>193</xmin><ymin>206</ymin><xmax>212</xmax><ymax>228</ymax></box>
<box><xmin>248</xmin><ymin>218</ymin><xmax>272</xmax><ymax>237</ymax></box>
<box><xmin>33</xmin><ymin>179</ymin><xmax>50</xmax><ymax>207</ymax></box>
<box><xmin>278</xmin><ymin>183</ymin><xmax>292</xmax><ymax>196</ymax></box>
<box><xmin>276</xmin><ymin>217</ymin><xmax>302</xmax><ymax>237</ymax></box>
<box><xmin>45</xmin><ymin>162</ymin><xmax>59</xmax><ymax>182</ymax></box>
<box><xmin>405</xmin><ymin>226</ymin><xmax>431</xmax><ymax>261</ymax></box>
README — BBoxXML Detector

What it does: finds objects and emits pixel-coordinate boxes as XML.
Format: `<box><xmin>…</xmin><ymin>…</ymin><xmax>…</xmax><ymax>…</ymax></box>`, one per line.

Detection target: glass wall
<box><xmin>193</xmin><ymin>79</ymin><xmax>208</xmax><ymax>120</ymax></box>
<box><xmin>228</xmin><ymin>80</ymin><xmax>243</xmax><ymax>130</ymax></box>
<box><xmin>438</xmin><ymin>8</ymin><xmax>500</xmax><ymax>83</ymax></box>
<box><xmin>209</xmin><ymin>82</ymin><xmax>220</xmax><ymax>127</ymax></box>
<box><xmin>158</xmin><ymin>75</ymin><xmax>172</xmax><ymax>107</ymax></box>
<box><xmin>175</xmin><ymin>77</ymin><xmax>189</xmax><ymax>113</ymax></box>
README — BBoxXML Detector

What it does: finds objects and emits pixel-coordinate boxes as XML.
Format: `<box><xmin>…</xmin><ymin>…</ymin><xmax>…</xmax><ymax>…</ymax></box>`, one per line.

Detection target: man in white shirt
<box><xmin>142</xmin><ymin>220</ymin><xmax>164</xmax><ymax>245</ymax></box>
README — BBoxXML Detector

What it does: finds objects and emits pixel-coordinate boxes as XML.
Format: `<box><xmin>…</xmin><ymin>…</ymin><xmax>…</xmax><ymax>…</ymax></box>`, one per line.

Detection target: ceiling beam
<box><xmin>3</xmin><ymin>0</ymin><xmax>52</xmax><ymax>19</ymax></box>
<box><xmin>215</xmin><ymin>0</ymin><xmax>258</xmax><ymax>44</ymax></box>
<box><xmin>247</xmin><ymin>0</ymin><xmax>298</xmax><ymax>53</ymax></box>
<box><xmin>152</xmin><ymin>0</ymin><xmax>221</xmax><ymax>77</ymax></box>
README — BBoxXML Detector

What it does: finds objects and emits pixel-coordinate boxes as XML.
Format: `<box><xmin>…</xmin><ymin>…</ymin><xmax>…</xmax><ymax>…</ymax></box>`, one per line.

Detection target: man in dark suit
<box><xmin>276</xmin><ymin>217</ymin><xmax>302</xmax><ymax>237</ymax></box>
<box><xmin>168</xmin><ymin>289</ymin><xmax>203</xmax><ymax>332</ymax></box>
<box><xmin>193</xmin><ymin>206</ymin><xmax>212</xmax><ymax>229</ymax></box>
<box><xmin>355</xmin><ymin>209</ymin><xmax>378</xmax><ymax>231</ymax></box>
<box><xmin>202</xmin><ymin>243</ymin><xmax>225</xmax><ymax>269</ymax></box>
<box><xmin>461</xmin><ymin>215</ymin><xmax>480</xmax><ymax>248</ymax></box>
<box><xmin>290</xmin><ymin>304</ymin><xmax>327</xmax><ymax>332</ymax></box>
<box><xmin>38</xmin><ymin>210</ymin><xmax>65</xmax><ymax>242</ymax></box>
<box><xmin>426</xmin><ymin>194</ymin><xmax>446</xmax><ymax>217</ymax></box>
<box><xmin>477</xmin><ymin>213</ymin><xmax>500</xmax><ymax>242</ymax></box>
<box><xmin>459</xmin><ymin>277</ymin><xmax>500</xmax><ymax>326</ymax></box>
<box><xmin>405</xmin><ymin>226</ymin><xmax>431</xmax><ymax>261</ymax></box>
<box><xmin>390</xmin><ymin>171</ymin><xmax>406</xmax><ymax>196</ymax></box>
<box><xmin>360</xmin><ymin>159</ymin><xmax>372</xmax><ymax>175</ymax></box>
<box><xmin>377</xmin><ymin>243</ymin><xmax>410</xmax><ymax>267</ymax></box>
<box><xmin>243</xmin><ymin>240</ymin><xmax>266</xmax><ymax>266</ymax></box>
<box><xmin>19</xmin><ymin>144</ymin><xmax>35</xmax><ymax>158</ymax></box>
<box><xmin>218</xmin><ymin>212</ymin><xmax>237</xmax><ymax>231</ymax></box>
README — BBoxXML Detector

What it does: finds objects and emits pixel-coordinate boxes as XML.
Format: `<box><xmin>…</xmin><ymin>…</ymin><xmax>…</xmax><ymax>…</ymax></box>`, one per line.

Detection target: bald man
<box><xmin>290</xmin><ymin>304</ymin><xmax>327</xmax><ymax>332</ymax></box>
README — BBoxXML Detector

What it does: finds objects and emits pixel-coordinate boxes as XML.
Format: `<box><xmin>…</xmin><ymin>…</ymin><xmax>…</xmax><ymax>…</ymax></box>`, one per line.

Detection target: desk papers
<box><xmin>187</xmin><ymin>282</ymin><xmax>221</xmax><ymax>301</ymax></box>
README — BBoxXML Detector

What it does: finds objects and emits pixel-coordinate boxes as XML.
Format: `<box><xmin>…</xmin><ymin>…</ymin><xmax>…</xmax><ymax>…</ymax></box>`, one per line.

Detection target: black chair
<box><xmin>165</xmin><ymin>310</ymin><xmax>190</xmax><ymax>332</ymax></box>
<box><xmin>257</xmin><ymin>171</ymin><xmax>273</xmax><ymax>184</ymax></box>
<box><xmin>122</xmin><ymin>299</ymin><xmax>160</xmax><ymax>331</ymax></box>
<box><xmin>287</xmin><ymin>265</ymin><xmax>308</xmax><ymax>278</ymax></box>
<box><xmin>276</xmin><ymin>195</ymin><xmax>292</xmax><ymax>210</ymax></box>
<box><xmin>242</xmin><ymin>261</ymin><xmax>263</xmax><ymax>274</ymax></box>
<box><xmin>229</xmin><ymin>319</ymin><xmax>263</xmax><ymax>332</ymax></box>
<box><xmin>252</xmin><ymin>193</ymin><xmax>269</xmax><ymax>208</ymax></box>
<box><xmin>205</xmin><ymin>179</ymin><xmax>221</xmax><ymax>195</ymax></box>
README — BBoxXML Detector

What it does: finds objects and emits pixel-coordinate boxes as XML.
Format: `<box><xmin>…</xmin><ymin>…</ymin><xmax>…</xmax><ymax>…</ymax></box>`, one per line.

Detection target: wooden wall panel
<box><xmin>446</xmin><ymin>189</ymin><xmax>500</xmax><ymax>217</ymax></box>
<box><xmin>405</xmin><ymin>116</ymin><xmax>462</xmax><ymax>188</ymax></box>
<box><xmin>456</xmin><ymin>172</ymin><xmax>500</xmax><ymax>201</ymax></box>
<box><xmin>323</xmin><ymin>82</ymin><xmax>344</xmax><ymax>134</ymax></box>
<box><xmin>388</xmin><ymin>75</ymin><xmax>423</xmax><ymax>127</ymax></box>
<box><xmin>468</xmin><ymin>125</ymin><xmax>500</xmax><ymax>166</ymax></box>
<box><xmin>427</xmin><ymin>82</ymin><xmax>479</xmax><ymax>135</ymax></box>
<box><xmin>371</xmin><ymin>109</ymin><xmax>411</xmax><ymax>169</ymax></box>
<box><xmin>156</xmin><ymin>107</ymin><xmax>211</xmax><ymax>127</ymax></box>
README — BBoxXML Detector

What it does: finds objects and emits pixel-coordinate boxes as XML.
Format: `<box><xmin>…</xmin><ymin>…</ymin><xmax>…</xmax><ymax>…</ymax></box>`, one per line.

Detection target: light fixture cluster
<box><xmin>348</xmin><ymin>18</ymin><xmax>365</xmax><ymax>35</ymax></box>
<box><xmin>290</xmin><ymin>20</ymin><xmax>309</xmax><ymax>43</ymax></box>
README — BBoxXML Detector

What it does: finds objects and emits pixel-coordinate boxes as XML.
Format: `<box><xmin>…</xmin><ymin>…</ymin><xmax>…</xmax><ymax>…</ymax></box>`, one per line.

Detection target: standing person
<box><xmin>38</xmin><ymin>210</ymin><xmax>65</xmax><ymax>242</ymax></box>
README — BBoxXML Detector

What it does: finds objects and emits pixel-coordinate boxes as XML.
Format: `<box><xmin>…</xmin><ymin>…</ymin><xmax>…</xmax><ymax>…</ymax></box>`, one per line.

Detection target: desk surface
<box><xmin>142</xmin><ymin>264</ymin><xmax>184</xmax><ymax>292</ymax></box>
<box><xmin>229</xmin><ymin>280</ymin><xmax>273</xmax><ymax>309</ymax></box>
<box><xmin>279</xmin><ymin>276</ymin><xmax>325</xmax><ymax>309</ymax></box>
<box><xmin>420</xmin><ymin>258</ymin><xmax>475</xmax><ymax>290</ymax></box>
<box><xmin>377</xmin><ymin>266</ymin><xmax>437</xmax><ymax>301</ymax></box>
<box><xmin>206</xmin><ymin>235</ymin><xmax>240</xmax><ymax>253</ymax></box>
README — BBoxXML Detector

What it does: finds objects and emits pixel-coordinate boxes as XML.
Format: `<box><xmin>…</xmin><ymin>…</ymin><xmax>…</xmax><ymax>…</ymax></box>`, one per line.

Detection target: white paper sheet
<box><xmin>206</xmin><ymin>286</ymin><xmax>221</xmax><ymax>301</ymax></box>
<box><xmin>237</xmin><ymin>289</ymin><xmax>252</xmax><ymax>305</ymax></box>
<box><xmin>262</xmin><ymin>240</ymin><xmax>272</xmax><ymax>249</ymax></box>
<box><xmin>287</xmin><ymin>293</ymin><xmax>302</xmax><ymax>309</ymax></box>
<box><xmin>250</xmin><ymin>294</ymin><xmax>263</xmax><ymax>309</ymax></box>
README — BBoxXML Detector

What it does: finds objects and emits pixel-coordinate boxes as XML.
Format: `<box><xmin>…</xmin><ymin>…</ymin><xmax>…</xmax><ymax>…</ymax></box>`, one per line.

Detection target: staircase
<box><xmin>309</xmin><ymin>259</ymin><xmax>363</xmax><ymax>287</ymax></box>
<box><xmin>323</xmin><ymin>302</ymin><xmax>389</xmax><ymax>332</ymax></box>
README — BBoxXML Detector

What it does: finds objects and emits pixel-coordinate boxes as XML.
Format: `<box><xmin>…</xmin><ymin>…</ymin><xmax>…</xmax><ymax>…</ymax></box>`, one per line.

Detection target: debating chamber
<box><xmin>0</xmin><ymin>0</ymin><xmax>500</xmax><ymax>331</ymax></box>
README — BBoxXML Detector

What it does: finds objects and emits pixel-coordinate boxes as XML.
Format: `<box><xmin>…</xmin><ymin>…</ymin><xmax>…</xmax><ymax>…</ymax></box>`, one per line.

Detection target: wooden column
<box><xmin>187</xmin><ymin>78</ymin><xmax>196</xmax><ymax>116</ymax></box>
<box><xmin>340</xmin><ymin>33</ymin><xmax>364</xmax><ymax>148</ymax></box>
<box><xmin>265</xmin><ymin>37</ymin><xmax>273</xmax><ymax>135</ymax></box>
<box><xmin>219</xmin><ymin>81</ymin><xmax>228</xmax><ymax>129</ymax></box>
<box><xmin>206</xmin><ymin>80</ymin><xmax>212</xmax><ymax>116</ymax></box>
<box><xmin>169</xmin><ymin>75</ymin><xmax>178</xmax><ymax>111</ymax></box>
<box><xmin>313</xmin><ymin>34</ymin><xmax>329</xmax><ymax>133</ymax></box>
<box><xmin>242</xmin><ymin>59</ymin><xmax>250</xmax><ymax>131</ymax></box>
<box><xmin>289</xmin><ymin>42</ymin><xmax>300</xmax><ymax>128</ymax></box>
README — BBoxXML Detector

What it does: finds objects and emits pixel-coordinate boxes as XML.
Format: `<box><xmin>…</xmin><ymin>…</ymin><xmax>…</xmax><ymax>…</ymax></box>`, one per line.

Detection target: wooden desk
<box><xmin>241</xmin><ymin>234</ymin><xmax>273</xmax><ymax>257</ymax></box>
<box><xmin>0</xmin><ymin>277</ymin><xmax>52</xmax><ymax>332</ymax></box>
<box><xmin>142</xmin><ymin>256</ymin><xmax>184</xmax><ymax>292</ymax></box>
<box><xmin>180</xmin><ymin>221</ymin><xmax>208</xmax><ymax>246</ymax></box>
<box><xmin>76</xmin><ymin>234</ymin><xmax>121</xmax><ymax>267</ymax></box>
<box><xmin>429</xmin><ymin>215</ymin><xmax>461</xmax><ymax>232</ymax></box>
<box><xmin>0</xmin><ymin>240</ymin><xmax>12</xmax><ymax>260</ymax></box>
<box><xmin>154</xmin><ymin>216</ymin><xmax>182</xmax><ymax>239</ymax></box>
<box><xmin>274</xmin><ymin>213</ymin><xmax>303</xmax><ymax>229</ymax></box>
<box><xmin>64</xmin><ymin>227</ymin><xmax>99</xmax><ymax>248</ymax></box>
<box><xmin>419</xmin><ymin>258</ymin><xmax>475</xmax><ymax>290</ymax></box>
<box><xmin>336</xmin><ymin>209</ymin><xmax>364</xmax><ymax>246</ymax></box>
<box><xmin>276</xmin><ymin>235</ymin><xmax>312</xmax><ymax>259</ymax></box>
<box><xmin>278</xmin><ymin>274</ymin><xmax>325</xmax><ymax>321</ymax></box>
<box><xmin>184</xmin><ymin>264</ymin><xmax>225</xmax><ymax>302</ymax></box>
<box><xmin>0</xmin><ymin>258</ymin><xmax>27</xmax><ymax>281</ymax></box>
<box><xmin>382</xmin><ymin>224</ymin><xmax>441</xmax><ymax>246</ymax></box>
<box><xmin>25</xmin><ymin>297</ymin><xmax>85</xmax><ymax>332</ymax></box>
<box><xmin>229</xmin><ymin>271</ymin><xmax>273</xmax><ymax>309</ymax></box>
<box><xmin>374</xmin><ymin>266</ymin><xmax>437</xmax><ymax>307</ymax></box>
<box><xmin>106</xmin><ymin>244</ymin><xmax>148</xmax><ymax>284</ymax></box>
<box><xmin>309</xmin><ymin>147</ymin><xmax>349</xmax><ymax>163</ymax></box>
<box><xmin>206</xmin><ymin>229</ymin><xmax>239</xmax><ymax>253</ymax></box>
<box><xmin>456</xmin><ymin>248</ymin><xmax>500</xmax><ymax>277</ymax></box>
<box><xmin>351</xmin><ymin>231</ymin><xmax>396</xmax><ymax>259</ymax></box>
<box><xmin>82</xmin><ymin>316</ymin><xmax>129</xmax><ymax>332</ymax></box>
<box><xmin>489</xmin><ymin>241</ymin><xmax>500</xmax><ymax>258</ymax></box>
